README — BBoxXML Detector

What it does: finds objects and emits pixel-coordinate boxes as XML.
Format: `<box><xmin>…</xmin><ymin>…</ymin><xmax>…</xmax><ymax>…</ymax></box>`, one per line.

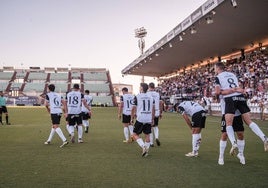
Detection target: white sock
<box><xmin>128</xmin><ymin>125</ymin><xmax>134</xmax><ymax>135</ymax></box>
<box><xmin>66</xmin><ymin>124</ymin><xmax>71</xmax><ymax>134</ymax></box>
<box><xmin>145</xmin><ymin>142</ymin><xmax>150</xmax><ymax>151</ymax></box>
<box><xmin>124</xmin><ymin>127</ymin><xmax>129</xmax><ymax>140</ymax></box>
<box><xmin>249</xmin><ymin>122</ymin><xmax>266</xmax><ymax>142</ymax></box>
<box><xmin>192</xmin><ymin>134</ymin><xmax>199</xmax><ymax>153</ymax></box>
<box><xmin>136</xmin><ymin>138</ymin><xmax>145</xmax><ymax>148</ymax></box>
<box><xmin>47</xmin><ymin>128</ymin><xmax>56</xmax><ymax>142</ymax></box>
<box><xmin>55</xmin><ymin>127</ymin><xmax>67</xmax><ymax>142</ymax></box>
<box><xmin>83</xmin><ymin>120</ymin><xmax>89</xmax><ymax>129</ymax></box>
<box><xmin>196</xmin><ymin>133</ymin><xmax>202</xmax><ymax>151</ymax></box>
<box><xmin>153</xmin><ymin>127</ymin><xmax>159</xmax><ymax>139</ymax></box>
<box><xmin>68</xmin><ymin>126</ymin><xmax>75</xmax><ymax>137</ymax></box>
<box><xmin>149</xmin><ymin>133</ymin><xmax>154</xmax><ymax>145</ymax></box>
<box><xmin>78</xmin><ymin>125</ymin><xmax>83</xmax><ymax>140</ymax></box>
<box><xmin>237</xmin><ymin>139</ymin><xmax>245</xmax><ymax>154</ymax></box>
<box><xmin>226</xmin><ymin>126</ymin><xmax>237</xmax><ymax>145</ymax></box>
<box><xmin>219</xmin><ymin>140</ymin><xmax>227</xmax><ymax>158</ymax></box>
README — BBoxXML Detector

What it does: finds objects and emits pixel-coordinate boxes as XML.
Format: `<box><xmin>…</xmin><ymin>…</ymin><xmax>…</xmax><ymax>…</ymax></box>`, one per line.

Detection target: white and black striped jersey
<box><xmin>46</xmin><ymin>92</ymin><xmax>63</xmax><ymax>114</ymax></box>
<box><xmin>66</xmin><ymin>91</ymin><xmax>84</xmax><ymax>114</ymax></box>
<box><xmin>147</xmin><ymin>90</ymin><xmax>161</xmax><ymax>117</ymax></box>
<box><xmin>120</xmin><ymin>93</ymin><xmax>135</xmax><ymax>115</ymax></box>
<box><xmin>215</xmin><ymin>71</ymin><xmax>240</xmax><ymax>98</ymax></box>
<box><xmin>178</xmin><ymin>101</ymin><xmax>205</xmax><ymax>116</ymax></box>
<box><xmin>133</xmin><ymin>93</ymin><xmax>154</xmax><ymax>123</ymax></box>
<box><xmin>82</xmin><ymin>94</ymin><xmax>93</xmax><ymax>112</ymax></box>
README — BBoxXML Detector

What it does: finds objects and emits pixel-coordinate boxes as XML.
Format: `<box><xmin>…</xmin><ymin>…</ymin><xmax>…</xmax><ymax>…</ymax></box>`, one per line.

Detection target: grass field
<box><xmin>0</xmin><ymin>107</ymin><xmax>268</xmax><ymax>188</ymax></box>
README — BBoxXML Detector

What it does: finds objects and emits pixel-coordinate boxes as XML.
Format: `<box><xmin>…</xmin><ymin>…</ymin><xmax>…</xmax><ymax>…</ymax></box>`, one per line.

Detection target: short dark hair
<box><xmin>122</xmin><ymin>87</ymin><xmax>128</xmax><ymax>92</ymax></box>
<box><xmin>73</xmin><ymin>84</ymin><xmax>80</xmax><ymax>89</ymax></box>
<box><xmin>215</xmin><ymin>62</ymin><xmax>225</xmax><ymax>70</ymax></box>
<box><xmin>140</xmin><ymin>83</ymin><xmax>148</xmax><ymax>93</ymax></box>
<box><xmin>149</xmin><ymin>82</ymin><xmax>155</xmax><ymax>89</ymax></box>
<box><xmin>85</xmin><ymin>90</ymin><xmax>90</xmax><ymax>94</ymax></box>
<box><xmin>48</xmin><ymin>84</ymin><xmax>55</xmax><ymax>92</ymax></box>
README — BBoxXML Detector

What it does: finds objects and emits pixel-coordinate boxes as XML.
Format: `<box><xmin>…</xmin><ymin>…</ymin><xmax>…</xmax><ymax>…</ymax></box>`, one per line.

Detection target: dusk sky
<box><xmin>0</xmin><ymin>0</ymin><xmax>206</xmax><ymax>93</ymax></box>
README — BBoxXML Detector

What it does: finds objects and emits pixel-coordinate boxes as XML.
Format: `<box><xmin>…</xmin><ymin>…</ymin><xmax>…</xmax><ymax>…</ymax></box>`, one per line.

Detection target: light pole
<box><xmin>135</xmin><ymin>27</ymin><xmax>147</xmax><ymax>54</ymax></box>
<box><xmin>135</xmin><ymin>27</ymin><xmax>147</xmax><ymax>82</ymax></box>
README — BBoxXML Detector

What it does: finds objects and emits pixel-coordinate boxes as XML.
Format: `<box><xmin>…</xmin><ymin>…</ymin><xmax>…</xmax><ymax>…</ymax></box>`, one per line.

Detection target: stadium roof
<box><xmin>122</xmin><ymin>0</ymin><xmax>268</xmax><ymax>78</ymax></box>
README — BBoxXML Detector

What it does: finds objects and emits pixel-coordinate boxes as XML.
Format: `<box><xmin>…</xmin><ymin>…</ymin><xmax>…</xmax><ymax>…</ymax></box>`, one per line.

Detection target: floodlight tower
<box><xmin>135</xmin><ymin>27</ymin><xmax>147</xmax><ymax>54</ymax></box>
<box><xmin>135</xmin><ymin>27</ymin><xmax>147</xmax><ymax>82</ymax></box>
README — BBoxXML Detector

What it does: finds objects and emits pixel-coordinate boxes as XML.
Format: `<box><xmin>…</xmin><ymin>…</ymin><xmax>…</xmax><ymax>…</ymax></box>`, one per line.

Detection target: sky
<box><xmin>0</xmin><ymin>0</ymin><xmax>206</xmax><ymax>94</ymax></box>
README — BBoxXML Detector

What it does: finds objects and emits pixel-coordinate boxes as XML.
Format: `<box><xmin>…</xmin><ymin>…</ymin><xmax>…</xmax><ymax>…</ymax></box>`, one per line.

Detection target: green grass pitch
<box><xmin>0</xmin><ymin>107</ymin><xmax>268</xmax><ymax>188</ymax></box>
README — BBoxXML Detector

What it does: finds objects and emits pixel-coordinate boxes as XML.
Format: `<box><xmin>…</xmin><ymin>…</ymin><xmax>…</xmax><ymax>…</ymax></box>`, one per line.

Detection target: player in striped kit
<box><xmin>64</xmin><ymin>84</ymin><xmax>91</xmax><ymax>143</ymax></box>
<box><xmin>214</xmin><ymin>62</ymin><xmax>268</xmax><ymax>154</ymax></box>
<box><xmin>44</xmin><ymin>84</ymin><xmax>68</xmax><ymax>148</ymax></box>
<box><xmin>131</xmin><ymin>83</ymin><xmax>155</xmax><ymax>157</ymax></box>
<box><xmin>82</xmin><ymin>90</ymin><xmax>93</xmax><ymax>133</ymax></box>
<box><xmin>218</xmin><ymin>95</ymin><xmax>245</xmax><ymax>165</ymax></box>
<box><xmin>174</xmin><ymin>100</ymin><xmax>206</xmax><ymax>157</ymax></box>
<box><xmin>118</xmin><ymin>87</ymin><xmax>134</xmax><ymax>143</ymax></box>
<box><xmin>147</xmin><ymin>82</ymin><xmax>163</xmax><ymax>147</ymax></box>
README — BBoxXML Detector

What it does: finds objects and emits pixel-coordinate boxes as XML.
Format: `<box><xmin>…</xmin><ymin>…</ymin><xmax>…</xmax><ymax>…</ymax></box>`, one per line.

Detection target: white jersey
<box><xmin>178</xmin><ymin>101</ymin><xmax>205</xmax><ymax>116</ymax></box>
<box><xmin>66</xmin><ymin>91</ymin><xmax>84</xmax><ymax>114</ymax></box>
<box><xmin>82</xmin><ymin>94</ymin><xmax>93</xmax><ymax>112</ymax></box>
<box><xmin>215</xmin><ymin>71</ymin><xmax>240</xmax><ymax>98</ymax></box>
<box><xmin>133</xmin><ymin>93</ymin><xmax>154</xmax><ymax>123</ymax></box>
<box><xmin>120</xmin><ymin>93</ymin><xmax>134</xmax><ymax>115</ymax></box>
<box><xmin>46</xmin><ymin>92</ymin><xmax>63</xmax><ymax>114</ymax></box>
<box><xmin>219</xmin><ymin>95</ymin><xmax>241</xmax><ymax>116</ymax></box>
<box><xmin>147</xmin><ymin>90</ymin><xmax>161</xmax><ymax>117</ymax></box>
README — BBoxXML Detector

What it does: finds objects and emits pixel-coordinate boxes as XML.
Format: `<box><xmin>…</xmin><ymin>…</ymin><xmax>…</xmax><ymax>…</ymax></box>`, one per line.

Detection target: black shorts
<box><xmin>221</xmin><ymin>115</ymin><xmax>244</xmax><ymax>132</ymax></box>
<box><xmin>82</xmin><ymin>112</ymin><xmax>91</xmax><ymax>120</ymax></box>
<box><xmin>51</xmin><ymin>114</ymin><xmax>62</xmax><ymax>125</ymax></box>
<box><xmin>133</xmin><ymin>120</ymin><xmax>152</xmax><ymax>135</ymax></box>
<box><xmin>67</xmin><ymin>113</ymin><xmax>83</xmax><ymax>126</ymax></box>
<box><xmin>224</xmin><ymin>95</ymin><xmax>250</xmax><ymax>114</ymax></box>
<box><xmin>191</xmin><ymin>110</ymin><xmax>206</xmax><ymax>128</ymax></box>
<box><xmin>152</xmin><ymin>116</ymin><xmax>159</xmax><ymax>127</ymax></box>
<box><xmin>122</xmin><ymin>114</ymin><xmax>131</xmax><ymax>124</ymax></box>
<box><xmin>1</xmin><ymin>106</ymin><xmax>8</xmax><ymax>113</ymax></box>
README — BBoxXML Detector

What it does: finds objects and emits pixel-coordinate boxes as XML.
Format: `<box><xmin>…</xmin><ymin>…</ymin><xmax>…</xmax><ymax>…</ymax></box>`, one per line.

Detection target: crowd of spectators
<box><xmin>157</xmin><ymin>48</ymin><xmax>268</xmax><ymax>119</ymax></box>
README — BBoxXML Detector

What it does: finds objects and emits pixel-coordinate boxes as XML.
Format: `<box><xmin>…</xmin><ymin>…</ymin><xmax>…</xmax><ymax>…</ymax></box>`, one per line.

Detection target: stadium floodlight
<box><xmin>135</xmin><ymin>27</ymin><xmax>147</xmax><ymax>38</ymax></box>
<box><xmin>231</xmin><ymin>0</ymin><xmax>237</xmax><ymax>8</ymax></box>
<box><xmin>135</xmin><ymin>27</ymin><xmax>147</xmax><ymax>54</ymax></box>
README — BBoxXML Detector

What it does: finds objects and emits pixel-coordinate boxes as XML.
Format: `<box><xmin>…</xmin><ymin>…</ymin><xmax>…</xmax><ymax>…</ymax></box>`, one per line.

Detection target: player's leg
<box><xmin>45</xmin><ymin>125</ymin><xmax>56</xmax><ymax>144</ymax></box>
<box><xmin>236</xmin><ymin>132</ymin><xmax>245</xmax><ymax>164</ymax></box>
<box><xmin>225</xmin><ymin>113</ymin><xmax>238</xmax><ymax>155</ymax></box>
<box><xmin>142</xmin><ymin>124</ymin><xmax>152</xmax><ymax>157</ymax></box>
<box><xmin>76</xmin><ymin>115</ymin><xmax>83</xmax><ymax>143</ymax></box>
<box><xmin>149</xmin><ymin>129</ymin><xmax>154</xmax><ymax>147</ymax></box>
<box><xmin>153</xmin><ymin>117</ymin><xmax>160</xmax><ymax>146</ymax></box>
<box><xmin>219</xmin><ymin>133</ymin><xmax>227</xmax><ymax>165</ymax></box>
<box><xmin>233</xmin><ymin>115</ymin><xmax>245</xmax><ymax>164</ymax></box>
<box><xmin>218</xmin><ymin>115</ymin><xmax>227</xmax><ymax>165</ymax></box>
<box><xmin>77</xmin><ymin>124</ymin><xmax>83</xmax><ymax>143</ymax></box>
<box><xmin>51</xmin><ymin>114</ymin><xmax>68</xmax><ymax>147</ymax></box>
<box><xmin>122</xmin><ymin>115</ymin><xmax>130</xmax><ymax>142</ymax></box>
<box><xmin>5</xmin><ymin>110</ymin><xmax>10</xmax><ymax>125</ymax></box>
<box><xmin>67</xmin><ymin>115</ymin><xmax>76</xmax><ymax>143</ymax></box>
<box><xmin>242</xmin><ymin>113</ymin><xmax>268</xmax><ymax>151</ymax></box>
<box><xmin>123</xmin><ymin>124</ymin><xmax>129</xmax><ymax>142</ymax></box>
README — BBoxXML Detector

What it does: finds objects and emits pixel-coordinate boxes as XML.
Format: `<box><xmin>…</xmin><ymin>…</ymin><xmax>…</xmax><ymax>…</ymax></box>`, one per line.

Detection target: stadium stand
<box><xmin>121</xmin><ymin>0</ymin><xmax>268</xmax><ymax>119</ymax></box>
<box><xmin>0</xmin><ymin>67</ymin><xmax>116</xmax><ymax>106</ymax></box>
